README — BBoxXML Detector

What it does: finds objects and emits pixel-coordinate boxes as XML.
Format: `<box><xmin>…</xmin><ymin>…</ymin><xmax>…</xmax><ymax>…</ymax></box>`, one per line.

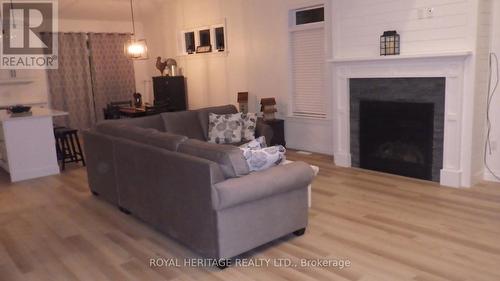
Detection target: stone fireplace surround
<box><xmin>331</xmin><ymin>53</ymin><xmax>472</xmax><ymax>188</ymax></box>
<box><xmin>349</xmin><ymin>78</ymin><xmax>445</xmax><ymax>182</ymax></box>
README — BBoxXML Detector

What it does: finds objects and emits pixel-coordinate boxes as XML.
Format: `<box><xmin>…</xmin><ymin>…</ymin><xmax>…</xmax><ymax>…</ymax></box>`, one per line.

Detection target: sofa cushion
<box><xmin>208</xmin><ymin>113</ymin><xmax>243</xmax><ymax>144</ymax></box>
<box><xmin>98</xmin><ymin>115</ymin><xmax>165</xmax><ymax>131</ymax></box>
<box><xmin>241</xmin><ymin>113</ymin><xmax>257</xmax><ymax>141</ymax></box>
<box><xmin>161</xmin><ymin>111</ymin><xmax>205</xmax><ymax>140</ymax></box>
<box><xmin>178</xmin><ymin>139</ymin><xmax>250</xmax><ymax>178</ymax></box>
<box><xmin>197</xmin><ymin>105</ymin><xmax>238</xmax><ymax>140</ymax></box>
<box><xmin>96</xmin><ymin>123</ymin><xmax>158</xmax><ymax>143</ymax></box>
<box><xmin>240</xmin><ymin>145</ymin><xmax>286</xmax><ymax>172</ymax></box>
<box><xmin>239</xmin><ymin>136</ymin><xmax>267</xmax><ymax>150</ymax></box>
<box><xmin>146</xmin><ymin>131</ymin><xmax>188</xmax><ymax>151</ymax></box>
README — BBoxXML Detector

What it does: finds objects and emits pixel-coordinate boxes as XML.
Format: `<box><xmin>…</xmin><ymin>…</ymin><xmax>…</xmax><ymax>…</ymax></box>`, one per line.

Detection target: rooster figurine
<box><xmin>156</xmin><ymin>57</ymin><xmax>168</xmax><ymax>76</ymax></box>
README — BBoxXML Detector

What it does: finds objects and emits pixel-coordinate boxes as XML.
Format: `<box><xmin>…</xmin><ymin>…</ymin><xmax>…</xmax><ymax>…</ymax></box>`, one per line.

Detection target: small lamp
<box><xmin>380</xmin><ymin>30</ymin><xmax>400</xmax><ymax>56</ymax></box>
<box><xmin>124</xmin><ymin>39</ymin><xmax>148</xmax><ymax>60</ymax></box>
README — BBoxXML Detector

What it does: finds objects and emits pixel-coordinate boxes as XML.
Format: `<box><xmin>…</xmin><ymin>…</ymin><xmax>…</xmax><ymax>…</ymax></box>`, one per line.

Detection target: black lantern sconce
<box><xmin>380</xmin><ymin>30</ymin><xmax>400</xmax><ymax>56</ymax></box>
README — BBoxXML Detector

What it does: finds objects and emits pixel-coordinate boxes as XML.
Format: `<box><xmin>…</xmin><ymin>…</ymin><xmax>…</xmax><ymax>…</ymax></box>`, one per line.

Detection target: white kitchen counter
<box><xmin>0</xmin><ymin>108</ymin><xmax>68</xmax><ymax>182</ymax></box>
<box><xmin>0</xmin><ymin>108</ymin><xmax>67</xmax><ymax>121</ymax></box>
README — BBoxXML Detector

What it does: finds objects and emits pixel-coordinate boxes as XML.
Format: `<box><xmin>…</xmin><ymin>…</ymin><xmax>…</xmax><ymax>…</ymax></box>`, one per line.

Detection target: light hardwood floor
<box><xmin>0</xmin><ymin>151</ymin><xmax>500</xmax><ymax>281</ymax></box>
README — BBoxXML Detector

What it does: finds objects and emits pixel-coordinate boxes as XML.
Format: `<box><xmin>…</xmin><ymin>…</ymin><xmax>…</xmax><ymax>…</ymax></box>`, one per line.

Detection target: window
<box><xmin>215</xmin><ymin>27</ymin><xmax>225</xmax><ymax>51</ymax></box>
<box><xmin>289</xmin><ymin>5</ymin><xmax>326</xmax><ymax>118</ymax></box>
<box><xmin>296</xmin><ymin>7</ymin><xmax>324</xmax><ymax>25</ymax></box>
<box><xmin>199</xmin><ymin>29</ymin><xmax>211</xmax><ymax>47</ymax></box>
<box><xmin>184</xmin><ymin>32</ymin><xmax>195</xmax><ymax>54</ymax></box>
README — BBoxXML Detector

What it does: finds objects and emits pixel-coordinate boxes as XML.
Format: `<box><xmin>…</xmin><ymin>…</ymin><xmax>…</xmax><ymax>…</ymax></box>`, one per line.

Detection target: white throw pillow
<box><xmin>240</xmin><ymin>145</ymin><xmax>286</xmax><ymax>172</ymax></box>
<box><xmin>241</xmin><ymin>113</ymin><xmax>257</xmax><ymax>141</ymax></box>
<box><xmin>239</xmin><ymin>136</ymin><xmax>267</xmax><ymax>150</ymax></box>
<box><xmin>208</xmin><ymin>113</ymin><xmax>243</xmax><ymax>144</ymax></box>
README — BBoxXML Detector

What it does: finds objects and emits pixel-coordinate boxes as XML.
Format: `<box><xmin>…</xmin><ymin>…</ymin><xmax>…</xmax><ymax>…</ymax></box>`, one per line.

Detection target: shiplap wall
<box><xmin>333</xmin><ymin>0</ymin><xmax>475</xmax><ymax>58</ymax></box>
<box><xmin>471</xmin><ymin>0</ymin><xmax>493</xmax><ymax>181</ymax></box>
<box><xmin>485</xmin><ymin>0</ymin><xmax>500</xmax><ymax>182</ymax></box>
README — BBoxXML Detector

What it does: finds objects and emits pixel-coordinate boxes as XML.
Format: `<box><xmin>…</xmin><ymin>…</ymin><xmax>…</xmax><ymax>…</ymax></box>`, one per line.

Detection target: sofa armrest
<box><xmin>256</xmin><ymin>118</ymin><xmax>273</xmax><ymax>146</ymax></box>
<box><xmin>212</xmin><ymin>162</ymin><xmax>314</xmax><ymax>210</ymax></box>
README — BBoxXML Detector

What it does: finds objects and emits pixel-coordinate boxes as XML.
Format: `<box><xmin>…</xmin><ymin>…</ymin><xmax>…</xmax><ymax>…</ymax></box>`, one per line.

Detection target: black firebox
<box><xmin>359</xmin><ymin>100</ymin><xmax>434</xmax><ymax>180</ymax></box>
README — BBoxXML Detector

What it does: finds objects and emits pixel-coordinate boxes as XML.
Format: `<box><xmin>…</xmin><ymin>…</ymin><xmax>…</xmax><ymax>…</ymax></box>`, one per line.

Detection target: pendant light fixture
<box><xmin>124</xmin><ymin>0</ymin><xmax>148</xmax><ymax>59</ymax></box>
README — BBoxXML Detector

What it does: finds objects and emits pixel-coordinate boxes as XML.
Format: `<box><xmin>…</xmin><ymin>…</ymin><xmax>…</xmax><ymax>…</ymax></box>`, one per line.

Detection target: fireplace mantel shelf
<box><xmin>327</xmin><ymin>51</ymin><xmax>472</xmax><ymax>63</ymax></box>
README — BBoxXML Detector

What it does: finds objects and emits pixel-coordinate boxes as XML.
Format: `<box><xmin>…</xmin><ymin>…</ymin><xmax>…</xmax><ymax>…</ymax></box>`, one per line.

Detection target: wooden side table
<box><xmin>264</xmin><ymin>119</ymin><xmax>286</xmax><ymax>147</ymax></box>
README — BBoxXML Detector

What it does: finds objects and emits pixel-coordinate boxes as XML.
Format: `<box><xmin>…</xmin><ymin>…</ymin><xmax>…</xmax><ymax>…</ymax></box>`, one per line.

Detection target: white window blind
<box><xmin>290</xmin><ymin>27</ymin><xmax>326</xmax><ymax>118</ymax></box>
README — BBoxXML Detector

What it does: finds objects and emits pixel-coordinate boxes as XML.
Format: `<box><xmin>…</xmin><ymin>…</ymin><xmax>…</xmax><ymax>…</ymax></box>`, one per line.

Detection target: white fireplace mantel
<box><xmin>327</xmin><ymin>51</ymin><xmax>472</xmax><ymax>63</ymax></box>
<box><xmin>330</xmin><ymin>52</ymin><xmax>472</xmax><ymax>188</ymax></box>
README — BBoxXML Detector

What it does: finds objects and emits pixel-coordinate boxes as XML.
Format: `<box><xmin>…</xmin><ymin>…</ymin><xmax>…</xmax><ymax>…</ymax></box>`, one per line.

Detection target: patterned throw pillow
<box><xmin>241</xmin><ymin>113</ymin><xmax>257</xmax><ymax>141</ymax></box>
<box><xmin>239</xmin><ymin>136</ymin><xmax>267</xmax><ymax>150</ymax></box>
<box><xmin>208</xmin><ymin>113</ymin><xmax>243</xmax><ymax>144</ymax></box>
<box><xmin>240</xmin><ymin>145</ymin><xmax>286</xmax><ymax>172</ymax></box>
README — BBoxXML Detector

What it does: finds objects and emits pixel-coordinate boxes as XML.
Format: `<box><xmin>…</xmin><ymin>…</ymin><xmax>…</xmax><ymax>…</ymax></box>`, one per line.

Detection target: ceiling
<box><xmin>58</xmin><ymin>0</ymin><xmax>165</xmax><ymax>21</ymax></box>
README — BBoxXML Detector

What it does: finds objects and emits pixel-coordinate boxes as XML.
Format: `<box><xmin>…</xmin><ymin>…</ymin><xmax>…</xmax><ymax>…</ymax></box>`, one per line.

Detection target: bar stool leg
<box><xmin>68</xmin><ymin>133</ymin><xmax>78</xmax><ymax>162</ymax></box>
<box><xmin>73</xmin><ymin>132</ymin><xmax>86</xmax><ymax>166</ymax></box>
<box><xmin>61</xmin><ymin>136</ymin><xmax>70</xmax><ymax>171</ymax></box>
<box><xmin>55</xmin><ymin>136</ymin><xmax>62</xmax><ymax>161</ymax></box>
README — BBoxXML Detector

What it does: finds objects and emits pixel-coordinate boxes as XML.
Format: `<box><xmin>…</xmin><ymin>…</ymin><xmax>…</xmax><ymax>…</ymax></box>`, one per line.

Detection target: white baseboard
<box><xmin>484</xmin><ymin>169</ymin><xmax>500</xmax><ymax>183</ymax></box>
<box><xmin>286</xmin><ymin>144</ymin><xmax>333</xmax><ymax>156</ymax></box>
<box><xmin>10</xmin><ymin>165</ymin><xmax>60</xmax><ymax>182</ymax></box>
<box><xmin>333</xmin><ymin>152</ymin><xmax>351</xmax><ymax>167</ymax></box>
<box><xmin>440</xmin><ymin>169</ymin><xmax>463</xmax><ymax>188</ymax></box>
<box><xmin>471</xmin><ymin>170</ymin><xmax>485</xmax><ymax>186</ymax></box>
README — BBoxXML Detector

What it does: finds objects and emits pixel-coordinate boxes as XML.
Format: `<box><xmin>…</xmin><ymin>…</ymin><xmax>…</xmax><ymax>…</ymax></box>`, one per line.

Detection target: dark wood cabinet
<box><xmin>264</xmin><ymin>119</ymin><xmax>286</xmax><ymax>147</ymax></box>
<box><xmin>152</xmin><ymin>76</ymin><xmax>187</xmax><ymax>112</ymax></box>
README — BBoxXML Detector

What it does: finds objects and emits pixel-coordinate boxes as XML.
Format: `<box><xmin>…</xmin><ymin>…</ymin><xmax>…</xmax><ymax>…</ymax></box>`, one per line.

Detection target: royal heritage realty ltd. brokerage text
<box><xmin>150</xmin><ymin>257</ymin><xmax>352</xmax><ymax>269</ymax></box>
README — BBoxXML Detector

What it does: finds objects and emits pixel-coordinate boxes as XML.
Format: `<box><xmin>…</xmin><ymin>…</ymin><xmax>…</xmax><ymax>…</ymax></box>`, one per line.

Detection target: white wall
<box><xmin>240</xmin><ymin>0</ymin><xmax>486</xmax><ymax>156</ymax></box>
<box><xmin>150</xmin><ymin>0</ymin><xmax>333</xmax><ymax>154</ymax></box>
<box><xmin>157</xmin><ymin>0</ymin><xmax>248</xmax><ymax>110</ymax></box>
<box><xmin>143</xmin><ymin>0</ymin><xmax>497</xmax><ymax>166</ymax></box>
<box><xmin>485</xmin><ymin>0</ymin><xmax>500</xmax><ymax>182</ymax></box>
<box><xmin>244</xmin><ymin>0</ymin><xmax>333</xmax><ymax>154</ymax></box>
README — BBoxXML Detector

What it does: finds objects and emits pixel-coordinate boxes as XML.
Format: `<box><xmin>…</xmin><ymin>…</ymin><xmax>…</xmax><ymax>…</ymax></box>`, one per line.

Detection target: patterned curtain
<box><xmin>46</xmin><ymin>33</ymin><xmax>95</xmax><ymax>130</ymax></box>
<box><xmin>88</xmin><ymin>33</ymin><xmax>136</xmax><ymax>121</ymax></box>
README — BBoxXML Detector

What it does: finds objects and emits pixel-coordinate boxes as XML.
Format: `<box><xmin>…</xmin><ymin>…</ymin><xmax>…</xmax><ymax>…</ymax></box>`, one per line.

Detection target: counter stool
<box><xmin>54</xmin><ymin>127</ymin><xmax>85</xmax><ymax>170</ymax></box>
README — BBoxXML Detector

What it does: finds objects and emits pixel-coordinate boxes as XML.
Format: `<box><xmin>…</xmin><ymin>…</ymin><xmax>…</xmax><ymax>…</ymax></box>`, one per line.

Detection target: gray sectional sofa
<box><xmin>82</xmin><ymin>104</ymin><xmax>315</xmax><ymax>264</ymax></box>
